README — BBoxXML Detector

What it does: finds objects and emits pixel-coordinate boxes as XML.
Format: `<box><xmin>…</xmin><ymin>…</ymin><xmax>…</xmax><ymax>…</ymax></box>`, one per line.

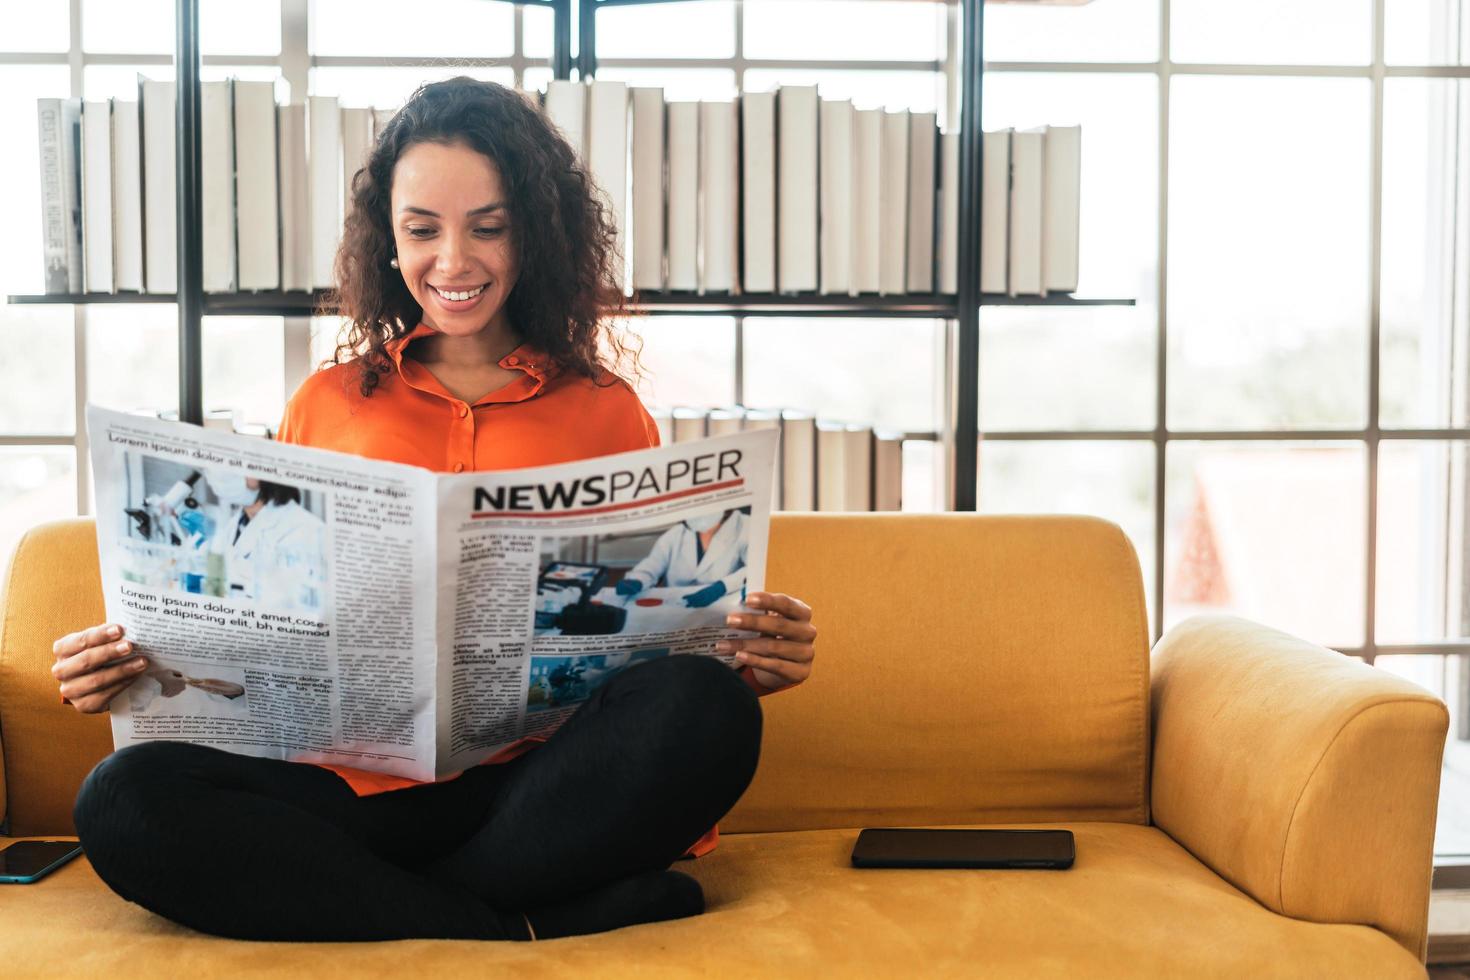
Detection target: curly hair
<box><xmin>329</xmin><ymin>76</ymin><xmax>640</xmax><ymax>397</ymax></box>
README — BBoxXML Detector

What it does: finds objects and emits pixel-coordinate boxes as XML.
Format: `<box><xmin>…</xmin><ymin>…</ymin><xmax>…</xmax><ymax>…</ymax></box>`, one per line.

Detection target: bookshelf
<box><xmin>6</xmin><ymin>0</ymin><xmax>1129</xmax><ymax>512</ymax></box>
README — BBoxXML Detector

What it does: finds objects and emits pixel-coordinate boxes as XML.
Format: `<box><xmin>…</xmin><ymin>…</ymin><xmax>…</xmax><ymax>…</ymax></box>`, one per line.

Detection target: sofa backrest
<box><xmin>722</xmin><ymin>513</ymin><xmax>1151</xmax><ymax>832</ymax></box>
<box><xmin>0</xmin><ymin>514</ymin><xmax>1151</xmax><ymax>836</ymax></box>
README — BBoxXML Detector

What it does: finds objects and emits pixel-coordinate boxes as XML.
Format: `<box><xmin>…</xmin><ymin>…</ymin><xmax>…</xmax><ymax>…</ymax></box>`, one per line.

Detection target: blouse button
<box><xmin>506</xmin><ymin>356</ymin><xmax>520</xmax><ymax>366</ymax></box>
<box><xmin>458</xmin><ymin>405</ymin><xmax>468</xmax><ymax>419</ymax></box>
<box><xmin>453</xmin><ymin>462</ymin><xmax>465</xmax><ymax>473</ymax></box>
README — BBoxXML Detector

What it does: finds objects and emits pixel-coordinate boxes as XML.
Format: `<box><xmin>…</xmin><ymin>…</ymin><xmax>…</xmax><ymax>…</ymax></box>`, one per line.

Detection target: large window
<box><xmin>2</xmin><ymin>0</ymin><xmax>1467</xmax><ymax>862</ymax></box>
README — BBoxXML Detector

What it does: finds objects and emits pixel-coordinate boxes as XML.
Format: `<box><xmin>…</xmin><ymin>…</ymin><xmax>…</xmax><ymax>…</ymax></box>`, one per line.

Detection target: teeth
<box><xmin>436</xmin><ymin>284</ymin><xmax>485</xmax><ymax>302</ymax></box>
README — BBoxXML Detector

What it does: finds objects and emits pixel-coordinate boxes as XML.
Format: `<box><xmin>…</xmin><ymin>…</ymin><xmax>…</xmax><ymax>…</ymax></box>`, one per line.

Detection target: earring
<box><xmin>389</xmin><ymin>256</ymin><xmax>399</xmax><ymax>269</ymax></box>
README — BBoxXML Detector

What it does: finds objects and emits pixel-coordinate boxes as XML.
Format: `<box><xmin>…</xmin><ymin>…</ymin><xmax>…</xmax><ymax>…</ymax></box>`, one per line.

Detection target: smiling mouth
<box><xmin>431</xmin><ymin>283</ymin><xmax>488</xmax><ymax>301</ymax></box>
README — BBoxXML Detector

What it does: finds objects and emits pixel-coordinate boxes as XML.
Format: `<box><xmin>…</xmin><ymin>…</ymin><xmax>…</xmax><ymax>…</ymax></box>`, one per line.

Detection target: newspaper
<box><xmin>86</xmin><ymin>405</ymin><xmax>777</xmax><ymax>782</ymax></box>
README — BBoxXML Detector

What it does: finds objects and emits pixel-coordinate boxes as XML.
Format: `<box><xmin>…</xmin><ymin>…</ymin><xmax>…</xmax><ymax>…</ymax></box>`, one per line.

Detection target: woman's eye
<box><xmin>476</xmin><ymin>227</ymin><xmax>505</xmax><ymax>238</ymax></box>
<box><xmin>405</xmin><ymin>227</ymin><xmax>435</xmax><ymax>239</ymax></box>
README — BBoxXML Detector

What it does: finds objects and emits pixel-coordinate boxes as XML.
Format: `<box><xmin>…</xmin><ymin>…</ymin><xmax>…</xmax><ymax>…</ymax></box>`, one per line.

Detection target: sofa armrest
<box><xmin>1150</xmin><ymin>615</ymin><xmax>1449</xmax><ymax>962</ymax></box>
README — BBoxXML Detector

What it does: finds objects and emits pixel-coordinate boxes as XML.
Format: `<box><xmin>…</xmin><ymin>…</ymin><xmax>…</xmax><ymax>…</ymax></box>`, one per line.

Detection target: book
<box><xmin>666</xmin><ymin>101</ymin><xmax>699</xmax><ymax>291</ymax></box>
<box><xmin>309</xmin><ymin>95</ymin><xmax>341</xmax><ymax>290</ymax></box>
<box><xmin>879</xmin><ymin>109</ymin><xmax>909</xmax><ymax>296</ymax></box>
<box><xmin>81</xmin><ymin>99</ymin><xmax>114</xmax><ymax>293</ymax></box>
<box><xmin>649</xmin><ymin>406</ymin><xmax>674</xmax><ymax>447</ymax></box>
<box><xmin>630</xmin><ymin>87</ymin><xmax>665</xmax><ymax>291</ymax></box>
<box><xmin>819</xmin><ymin>98</ymin><xmax>855</xmax><ymax>296</ymax></box>
<box><xmin>139</xmin><ymin>79</ymin><xmax>175</xmax><ymax>294</ymax></box>
<box><xmin>853</xmin><ymin>107</ymin><xmax>882</xmax><ymax>294</ymax></box>
<box><xmin>707</xmin><ymin>406</ymin><xmax>745</xmax><ymax>436</ymax></box>
<box><xmin>1042</xmin><ymin>124</ymin><xmax>1082</xmax><ymax>295</ymax></box>
<box><xmin>742</xmin><ymin>408</ymin><xmax>783</xmax><ymax>507</ymax></box>
<box><xmin>672</xmin><ymin>407</ymin><xmax>708</xmax><ymax>443</ymax></box>
<box><xmin>699</xmin><ymin>100</ymin><xmax>738</xmax><ymax>293</ymax></box>
<box><xmin>201</xmin><ymin>81</ymin><xmax>236</xmax><ymax>293</ymax></box>
<box><xmin>277</xmin><ymin>104</ymin><xmax>311</xmax><ymax>292</ymax></box>
<box><xmin>37</xmin><ymin>97</ymin><xmax>83</xmax><ymax>294</ymax></box>
<box><xmin>937</xmin><ymin>132</ymin><xmax>959</xmax><ymax>294</ymax></box>
<box><xmin>111</xmin><ymin>99</ymin><xmax>144</xmax><ymax>292</ymax></box>
<box><xmin>587</xmin><ymin>80</ymin><xmax>629</xmax><ymax>292</ymax></box>
<box><xmin>874</xmin><ymin>431</ymin><xmax>903</xmax><ymax>511</ymax></box>
<box><xmin>373</xmin><ymin>108</ymin><xmax>394</xmax><ymax>141</ymax></box>
<box><xmin>843</xmin><ymin>424</ymin><xmax>873</xmax><ymax>512</ymax></box>
<box><xmin>234</xmin><ymin>81</ymin><xmax>280</xmax><ymax>291</ymax></box>
<box><xmin>544</xmin><ymin>80</ymin><xmax>586</xmax><ymax>159</ymax></box>
<box><xmin>816</xmin><ymin>420</ymin><xmax>846</xmax><ymax>512</ymax></box>
<box><xmin>341</xmin><ymin>106</ymin><xmax>374</xmax><ymax>215</ymax></box>
<box><xmin>781</xmin><ymin>410</ymin><xmax>816</xmax><ymax>511</ymax></box>
<box><xmin>981</xmin><ymin>129</ymin><xmax>1011</xmax><ymax>294</ymax></box>
<box><xmin>1008</xmin><ymin>127</ymin><xmax>1044</xmax><ymax>297</ymax></box>
<box><xmin>906</xmin><ymin>111</ymin><xmax>937</xmax><ymax>294</ymax></box>
<box><xmin>777</xmin><ymin>85</ymin><xmax>818</xmax><ymax>294</ymax></box>
<box><xmin>740</xmin><ymin>92</ymin><xmax>776</xmax><ymax>294</ymax></box>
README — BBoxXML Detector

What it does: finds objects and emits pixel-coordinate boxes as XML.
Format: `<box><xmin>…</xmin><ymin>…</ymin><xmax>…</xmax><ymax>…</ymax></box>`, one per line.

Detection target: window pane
<box><xmin>1</xmin><ymin>66</ymin><xmax>71</xmax><ymax>297</ymax></box>
<box><xmin>1170</xmin><ymin>0</ymin><xmax>1371</xmax><ymax>66</ymax></box>
<box><xmin>1168</xmin><ymin>77</ymin><xmax>1369</xmax><ymax>431</ymax></box>
<box><xmin>626</xmin><ymin>317</ymin><xmax>735</xmax><ymax>409</ymax></box>
<box><xmin>311</xmin><ymin>0</ymin><xmax>514</xmax><ymax>57</ymax></box>
<box><xmin>742</xmin><ymin>319</ymin><xmax>944</xmax><ymax>432</ymax></box>
<box><xmin>83</xmin><ymin>0</ymin><xmax>281</xmax><ymax>55</ymax></box>
<box><xmin>978</xmin><ymin>440</ymin><xmax>1156</xmax><ymax>621</ymax></box>
<box><xmin>524</xmin><ymin>3</ymin><xmax>554</xmax><ymax>60</ymax></box>
<box><xmin>1377</xmin><ymin>441</ymin><xmax>1470</xmax><ymax>644</ymax></box>
<box><xmin>600</xmin><ymin>1</ymin><xmax>733</xmax><ymax>60</ymax></box>
<box><xmin>203</xmin><ymin>317</ymin><xmax>286</xmax><ymax>430</ymax></box>
<box><xmin>1381</xmin><ymin>79</ymin><xmax>1470</xmax><ymax>429</ymax></box>
<box><xmin>745</xmin><ymin>1</ymin><xmax>942</xmax><ymax>62</ymax></box>
<box><xmin>0</xmin><ymin>449</ymin><xmax>77</xmax><ymax>570</ymax></box>
<box><xmin>2</xmin><ymin>2</ymin><xmax>69</xmax><ymax>52</ymax></box>
<box><xmin>1375</xmin><ymin>654</ymin><xmax>1470</xmax><ymax>858</ymax></box>
<box><xmin>1386</xmin><ymin>0</ymin><xmax>1470</xmax><ymax>66</ymax></box>
<box><xmin>309</xmin><ymin>316</ymin><xmax>352</xmax><ymax>376</ymax></box>
<box><xmin>86</xmin><ymin>306</ymin><xmax>179</xmax><ymax>417</ymax></box>
<box><xmin>742</xmin><ymin>68</ymin><xmax>942</xmax><ymax>115</ymax></box>
<box><xmin>593</xmin><ymin>68</ymin><xmax>737</xmax><ymax>103</ymax></box>
<box><xmin>984</xmin><ymin>0</ymin><xmax>1158</xmax><ymax>64</ymax></box>
<box><xmin>981</xmin><ymin>308</ymin><xmax>1154</xmax><ymax>432</ymax></box>
<box><xmin>523</xmin><ymin>67</ymin><xmax>554</xmax><ymax>96</ymax></box>
<box><xmin>1164</xmin><ymin>441</ymin><xmax>1366</xmax><ymax>648</ymax></box>
<box><xmin>311</xmin><ymin>66</ymin><xmax>515</xmax><ymax>109</ymax></box>
<box><xmin>983</xmin><ymin>72</ymin><xmax>1158</xmax><ymax>301</ymax></box>
<box><xmin>0</xmin><ymin>307</ymin><xmax>74</xmax><ymax>435</ymax></box>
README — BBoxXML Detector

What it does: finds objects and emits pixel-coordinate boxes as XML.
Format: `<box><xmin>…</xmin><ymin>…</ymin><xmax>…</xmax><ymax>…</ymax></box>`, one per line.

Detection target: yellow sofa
<box><xmin>0</xmin><ymin>514</ymin><xmax>1449</xmax><ymax>978</ymax></box>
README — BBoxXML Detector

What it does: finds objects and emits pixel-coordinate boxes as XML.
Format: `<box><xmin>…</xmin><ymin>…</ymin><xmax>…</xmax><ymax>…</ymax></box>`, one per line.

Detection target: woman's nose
<box><xmin>435</xmin><ymin>235</ymin><xmax>473</xmax><ymax>275</ymax></box>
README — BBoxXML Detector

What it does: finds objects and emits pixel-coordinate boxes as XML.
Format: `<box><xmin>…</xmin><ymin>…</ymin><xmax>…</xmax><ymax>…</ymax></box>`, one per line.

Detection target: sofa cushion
<box><xmin>0</xmin><ymin>824</ymin><xmax>1420</xmax><ymax>977</ymax></box>
<box><xmin>725</xmin><ymin>514</ymin><xmax>1151</xmax><ymax>833</ymax></box>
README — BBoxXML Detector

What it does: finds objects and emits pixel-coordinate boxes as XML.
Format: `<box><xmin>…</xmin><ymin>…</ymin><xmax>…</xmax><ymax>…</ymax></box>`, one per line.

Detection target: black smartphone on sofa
<box><xmin>0</xmin><ymin>840</ymin><xmax>84</xmax><ymax>883</ymax></box>
<box><xmin>851</xmin><ymin>828</ymin><xmax>1075</xmax><ymax>870</ymax></box>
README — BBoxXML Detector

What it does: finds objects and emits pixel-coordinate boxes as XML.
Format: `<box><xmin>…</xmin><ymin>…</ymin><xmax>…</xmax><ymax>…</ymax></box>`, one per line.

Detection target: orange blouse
<box><xmin>275</xmin><ymin>324</ymin><xmax>773</xmax><ymax>857</ymax></box>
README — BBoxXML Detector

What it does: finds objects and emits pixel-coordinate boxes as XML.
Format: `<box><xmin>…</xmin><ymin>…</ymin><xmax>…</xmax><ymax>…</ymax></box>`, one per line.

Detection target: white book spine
<box><xmin>740</xmin><ymin>92</ymin><xmax>776</xmax><ymax>294</ymax></box>
<box><xmin>1042</xmin><ymin>124</ymin><xmax>1082</xmax><ymax>295</ymax></box>
<box><xmin>843</xmin><ymin>425</ymin><xmax>873</xmax><ymax>512</ymax></box>
<box><xmin>544</xmin><ymin>80</ymin><xmax>586</xmax><ymax>159</ymax></box>
<box><xmin>853</xmin><ymin>108</ymin><xmax>882</xmax><ymax>294</ymax></box>
<box><xmin>650</xmin><ymin>407</ymin><xmax>674</xmax><ymax>447</ymax></box>
<box><xmin>699</xmin><ymin>100</ymin><xmax>737</xmax><ymax>293</ymax></box>
<box><xmin>111</xmin><ymin>100</ymin><xmax>144</xmax><ymax>292</ymax></box>
<box><xmin>777</xmin><ymin>85</ymin><xmax>818</xmax><ymax>294</ymax></box>
<box><xmin>707</xmin><ymin>407</ymin><xmax>745</xmax><ymax>436</ymax></box>
<box><xmin>878</xmin><ymin>110</ymin><xmax>909</xmax><ymax>296</ymax></box>
<box><xmin>937</xmin><ymin>132</ymin><xmax>960</xmax><ymax>294</ymax></box>
<box><xmin>672</xmin><ymin>408</ymin><xmax>708</xmax><ymax>443</ymax></box>
<box><xmin>1008</xmin><ymin>128</ymin><xmax>1044</xmax><ymax>297</ymax></box>
<box><xmin>277</xmin><ymin>104</ymin><xmax>310</xmax><ymax>291</ymax></box>
<box><xmin>742</xmin><ymin>409</ymin><xmax>784</xmax><ymax>509</ymax></box>
<box><xmin>781</xmin><ymin>412</ymin><xmax>816</xmax><ymax>512</ymax></box>
<box><xmin>81</xmin><ymin>99</ymin><xmax>114</xmax><ymax>293</ymax></box>
<box><xmin>906</xmin><ymin>111</ymin><xmax>937</xmax><ymax>294</ymax></box>
<box><xmin>587</xmin><ymin>80</ymin><xmax>629</xmax><ymax>293</ymax></box>
<box><xmin>140</xmin><ymin>80</ymin><xmax>176</xmax><ymax>294</ymax></box>
<box><xmin>630</xmin><ymin>88</ymin><xmax>666</xmax><ymax>291</ymax></box>
<box><xmin>816</xmin><ymin>421</ymin><xmax>846</xmax><ymax>513</ymax></box>
<box><xmin>234</xmin><ymin>81</ymin><xmax>280</xmax><ymax>291</ymax></box>
<box><xmin>980</xmin><ymin>129</ymin><xmax>1011</xmax><ymax>295</ymax></box>
<box><xmin>37</xmin><ymin>99</ymin><xmax>80</xmax><ymax>293</ymax></box>
<box><xmin>819</xmin><ymin>99</ymin><xmax>854</xmax><ymax>296</ymax></box>
<box><xmin>308</xmin><ymin>95</ymin><xmax>341</xmax><ymax>290</ymax></box>
<box><xmin>666</xmin><ymin>102</ymin><xmax>699</xmax><ymax>291</ymax></box>
<box><xmin>201</xmin><ymin>81</ymin><xmax>236</xmax><ymax>293</ymax></box>
<box><xmin>372</xmin><ymin>107</ymin><xmax>395</xmax><ymax>142</ymax></box>
<box><xmin>341</xmin><ymin>106</ymin><xmax>373</xmax><ymax>216</ymax></box>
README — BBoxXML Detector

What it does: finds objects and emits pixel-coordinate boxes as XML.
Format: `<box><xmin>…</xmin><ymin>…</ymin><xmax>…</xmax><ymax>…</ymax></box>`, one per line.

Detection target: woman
<box><xmin>52</xmin><ymin>77</ymin><xmax>817</xmax><ymax>943</ymax></box>
<box><xmin>616</xmin><ymin>509</ymin><xmax>748</xmax><ymax>608</ymax></box>
<box><xmin>212</xmin><ymin>476</ymin><xmax>326</xmax><ymax>610</ymax></box>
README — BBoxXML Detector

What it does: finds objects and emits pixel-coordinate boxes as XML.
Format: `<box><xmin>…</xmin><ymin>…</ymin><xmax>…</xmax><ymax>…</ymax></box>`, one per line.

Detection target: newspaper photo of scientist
<box><xmin>533</xmin><ymin>506</ymin><xmax>751</xmax><ymax>636</ymax></box>
<box><xmin>117</xmin><ymin>453</ymin><xmax>328</xmax><ymax>615</ymax></box>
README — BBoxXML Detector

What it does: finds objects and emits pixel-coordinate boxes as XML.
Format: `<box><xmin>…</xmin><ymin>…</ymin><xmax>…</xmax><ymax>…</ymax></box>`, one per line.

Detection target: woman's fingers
<box><xmin>52</xmin><ymin>623</ymin><xmax>124</xmax><ymax>661</ymax></box>
<box><xmin>69</xmin><ymin>678</ymin><xmax>136</xmax><ymax>715</ymax></box>
<box><xmin>724</xmin><ymin>636</ymin><xmax>815</xmax><ymax>663</ymax></box>
<box><xmin>734</xmin><ymin>650</ymin><xmax>811</xmax><ymax>685</ymax></box>
<box><xmin>58</xmin><ymin>655</ymin><xmax>149</xmax><ymax>702</ymax></box>
<box><xmin>52</xmin><ymin>636</ymin><xmax>138</xmax><ymax>681</ymax></box>
<box><xmin>725</xmin><ymin>610</ymin><xmax>817</xmax><ymax>643</ymax></box>
<box><xmin>746</xmin><ymin>591</ymin><xmax>812</xmax><ymax>623</ymax></box>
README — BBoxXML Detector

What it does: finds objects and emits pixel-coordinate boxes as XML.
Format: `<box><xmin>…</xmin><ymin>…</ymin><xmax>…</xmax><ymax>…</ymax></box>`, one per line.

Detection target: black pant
<box><xmin>74</xmin><ymin>654</ymin><xmax>762</xmax><ymax>941</ymax></box>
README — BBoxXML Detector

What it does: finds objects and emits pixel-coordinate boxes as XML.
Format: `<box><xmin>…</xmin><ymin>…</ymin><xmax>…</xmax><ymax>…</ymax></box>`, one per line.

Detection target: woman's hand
<box><xmin>52</xmin><ymin>624</ymin><xmax>150</xmax><ymax>714</ymax></box>
<box><xmin>714</xmin><ymin>591</ymin><xmax>816</xmax><ymax>691</ymax></box>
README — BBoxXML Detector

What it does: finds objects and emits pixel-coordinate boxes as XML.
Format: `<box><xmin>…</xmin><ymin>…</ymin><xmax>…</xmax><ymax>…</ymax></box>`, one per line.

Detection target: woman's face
<box><xmin>390</xmin><ymin>140</ymin><xmax>521</xmax><ymax>338</ymax></box>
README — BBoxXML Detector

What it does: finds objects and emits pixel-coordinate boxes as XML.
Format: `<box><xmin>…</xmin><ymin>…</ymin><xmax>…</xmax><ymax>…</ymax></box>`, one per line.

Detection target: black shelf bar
<box><xmin>176</xmin><ymin>0</ymin><xmax>204</xmax><ymax>425</ymax></box>
<box><xmin>954</xmin><ymin>0</ymin><xmax>983</xmax><ymax>510</ymax></box>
